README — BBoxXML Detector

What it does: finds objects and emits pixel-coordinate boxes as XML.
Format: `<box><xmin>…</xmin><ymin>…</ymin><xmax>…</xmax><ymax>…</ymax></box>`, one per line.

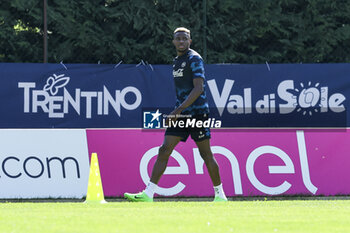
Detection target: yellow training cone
<box><xmin>85</xmin><ymin>153</ymin><xmax>107</xmax><ymax>204</ymax></box>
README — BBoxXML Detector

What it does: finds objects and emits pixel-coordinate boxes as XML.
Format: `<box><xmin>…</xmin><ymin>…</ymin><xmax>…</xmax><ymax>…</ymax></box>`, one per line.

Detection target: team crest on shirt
<box><xmin>181</xmin><ymin>62</ymin><xmax>186</xmax><ymax>68</ymax></box>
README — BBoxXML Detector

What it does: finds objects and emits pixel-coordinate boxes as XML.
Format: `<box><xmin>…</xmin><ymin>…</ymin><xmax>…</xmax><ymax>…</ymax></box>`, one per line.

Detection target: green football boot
<box><xmin>213</xmin><ymin>196</ymin><xmax>228</xmax><ymax>202</ymax></box>
<box><xmin>124</xmin><ymin>191</ymin><xmax>153</xmax><ymax>202</ymax></box>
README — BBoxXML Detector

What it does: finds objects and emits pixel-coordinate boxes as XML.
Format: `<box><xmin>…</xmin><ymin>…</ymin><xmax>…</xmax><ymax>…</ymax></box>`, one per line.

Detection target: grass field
<box><xmin>0</xmin><ymin>200</ymin><xmax>350</xmax><ymax>233</ymax></box>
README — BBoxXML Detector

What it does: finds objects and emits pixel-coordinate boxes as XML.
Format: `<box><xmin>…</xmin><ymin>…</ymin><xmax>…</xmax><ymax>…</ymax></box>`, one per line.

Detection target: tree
<box><xmin>1</xmin><ymin>0</ymin><xmax>350</xmax><ymax>64</ymax></box>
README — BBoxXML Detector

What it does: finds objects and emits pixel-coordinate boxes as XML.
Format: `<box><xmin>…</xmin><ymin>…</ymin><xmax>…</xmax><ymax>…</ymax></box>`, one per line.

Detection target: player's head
<box><xmin>173</xmin><ymin>27</ymin><xmax>192</xmax><ymax>53</ymax></box>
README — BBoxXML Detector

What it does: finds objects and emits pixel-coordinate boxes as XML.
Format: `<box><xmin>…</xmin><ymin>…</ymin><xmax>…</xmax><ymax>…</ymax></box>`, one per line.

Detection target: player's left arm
<box><xmin>171</xmin><ymin>56</ymin><xmax>205</xmax><ymax>116</ymax></box>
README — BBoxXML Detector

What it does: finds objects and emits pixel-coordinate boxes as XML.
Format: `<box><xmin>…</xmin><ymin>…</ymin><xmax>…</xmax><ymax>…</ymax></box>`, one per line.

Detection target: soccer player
<box><xmin>124</xmin><ymin>27</ymin><xmax>227</xmax><ymax>202</ymax></box>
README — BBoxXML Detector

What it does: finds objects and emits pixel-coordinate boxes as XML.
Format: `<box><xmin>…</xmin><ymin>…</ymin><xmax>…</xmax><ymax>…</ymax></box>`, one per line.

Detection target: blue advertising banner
<box><xmin>0</xmin><ymin>63</ymin><xmax>348</xmax><ymax>128</ymax></box>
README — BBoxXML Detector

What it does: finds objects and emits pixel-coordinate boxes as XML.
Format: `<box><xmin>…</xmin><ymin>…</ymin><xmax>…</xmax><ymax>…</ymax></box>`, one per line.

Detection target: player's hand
<box><xmin>166</xmin><ymin>108</ymin><xmax>182</xmax><ymax>125</ymax></box>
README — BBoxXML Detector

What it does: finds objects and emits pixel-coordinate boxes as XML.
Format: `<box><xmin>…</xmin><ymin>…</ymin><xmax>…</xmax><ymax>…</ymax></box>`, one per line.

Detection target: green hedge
<box><xmin>1</xmin><ymin>0</ymin><xmax>350</xmax><ymax>64</ymax></box>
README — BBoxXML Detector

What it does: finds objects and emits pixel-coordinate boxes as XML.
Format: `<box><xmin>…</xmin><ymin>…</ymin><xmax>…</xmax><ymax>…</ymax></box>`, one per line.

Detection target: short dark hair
<box><xmin>174</xmin><ymin>27</ymin><xmax>191</xmax><ymax>36</ymax></box>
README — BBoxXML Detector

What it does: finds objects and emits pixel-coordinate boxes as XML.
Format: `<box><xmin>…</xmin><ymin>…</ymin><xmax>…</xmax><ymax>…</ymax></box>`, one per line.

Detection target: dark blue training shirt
<box><xmin>172</xmin><ymin>49</ymin><xmax>209</xmax><ymax>116</ymax></box>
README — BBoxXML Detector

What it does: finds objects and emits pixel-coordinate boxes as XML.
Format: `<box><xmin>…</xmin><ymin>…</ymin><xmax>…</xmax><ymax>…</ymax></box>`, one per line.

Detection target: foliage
<box><xmin>1</xmin><ymin>0</ymin><xmax>350</xmax><ymax>64</ymax></box>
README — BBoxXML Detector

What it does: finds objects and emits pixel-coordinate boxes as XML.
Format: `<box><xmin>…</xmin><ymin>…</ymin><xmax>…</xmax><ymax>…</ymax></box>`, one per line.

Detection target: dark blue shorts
<box><xmin>165</xmin><ymin>114</ymin><xmax>211</xmax><ymax>142</ymax></box>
